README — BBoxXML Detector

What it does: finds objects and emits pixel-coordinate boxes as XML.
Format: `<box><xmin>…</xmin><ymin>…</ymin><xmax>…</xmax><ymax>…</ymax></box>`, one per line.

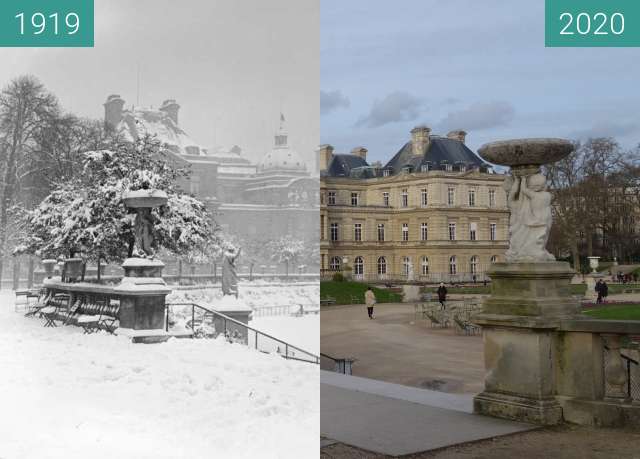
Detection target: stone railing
<box><xmin>554</xmin><ymin>318</ymin><xmax>640</xmax><ymax>425</ymax></box>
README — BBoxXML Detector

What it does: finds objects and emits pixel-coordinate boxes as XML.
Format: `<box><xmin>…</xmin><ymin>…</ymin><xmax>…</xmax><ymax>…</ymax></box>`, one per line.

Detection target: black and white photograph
<box><xmin>0</xmin><ymin>1</ymin><xmax>319</xmax><ymax>457</ymax></box>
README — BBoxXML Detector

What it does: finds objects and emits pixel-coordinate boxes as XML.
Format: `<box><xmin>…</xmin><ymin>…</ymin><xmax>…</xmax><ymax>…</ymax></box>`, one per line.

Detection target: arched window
<box><xmin>490</xmin><ymin>255</ymin><xmax>498</xmax><ymax>264</ymax></box>
<box><xmin>377</xmin><ymin>257</ymin><xmax>387</xmax><ymax>275</ymax></box>
<box><xmin>354</xmin><ymin>256</ymin><xmax>364</xmax><ymax>276</ymax></box>
<box><xmin>449</xmin><ymin>256</ymin><xmax>457</xmax><ymax>275</ymax></box>
<box><xmin>470</xmin><ymin>256</ymin><xmax>478</xmax><ymax>274</ymax></box>
<box><xmin>330</xmin><ymin>257</ymin><xmax>342</xmax><ymax>271</ymax></box>
<box><xmin>402</xmin><ymin>256</ymin><xmax>411</xmax><ymax>276</ymax></box>
<box><xmin>421</xmin><ymin>256</ymin><xmax>429</xmax><ymax>275</ymax></box>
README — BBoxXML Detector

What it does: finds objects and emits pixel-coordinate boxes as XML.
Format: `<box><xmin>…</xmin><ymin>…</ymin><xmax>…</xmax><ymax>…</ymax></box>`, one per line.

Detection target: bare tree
<box><xmin>0</xmin><ymin>75</ymin><xmax>61</xmax><ymax>281</ymax></box>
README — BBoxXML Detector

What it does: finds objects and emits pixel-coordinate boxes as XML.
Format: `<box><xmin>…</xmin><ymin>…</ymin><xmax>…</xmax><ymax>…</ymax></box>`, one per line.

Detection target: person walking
<box><xmin>601</xmin><ymin>280</ymin><xmax>609</xmax><ymax>304</ymax></box>
<box><xmin>437</xmin><ymin>282</ymin><xmax>447</xmax><ymax>310</ymax></box>
<box><xmin>365</xmin><ymin>286</ymin><xmax>376</xmax><ymax>319</ymax></box>
<box><xmin>595</xmin><ymin>279</ymin><xmax>604</xmax><ymax>304</ymax></box>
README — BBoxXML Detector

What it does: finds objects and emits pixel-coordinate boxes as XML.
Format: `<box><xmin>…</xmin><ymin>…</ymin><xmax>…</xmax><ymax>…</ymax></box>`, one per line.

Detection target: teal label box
<box><xmin>0</xmin><ymin>0</ymin><xmax>94</xmax><ymax>47</ymax></box>
<box><xmin>546</xmin><ymin>0</ymin><xmax>640</xmax><ymax>47</ymax></box>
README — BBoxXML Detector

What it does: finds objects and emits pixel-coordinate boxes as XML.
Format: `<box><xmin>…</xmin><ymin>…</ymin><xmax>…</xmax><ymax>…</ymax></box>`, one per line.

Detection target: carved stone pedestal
<box><xmin>114</xmin><ymin>258</ymin><xmax>171</xmax><ymax>330</ymax></box>
<box><xmin>473</xmin><ymin>261</ymin><xmax>580</xmax><ymax>426</ymax></box>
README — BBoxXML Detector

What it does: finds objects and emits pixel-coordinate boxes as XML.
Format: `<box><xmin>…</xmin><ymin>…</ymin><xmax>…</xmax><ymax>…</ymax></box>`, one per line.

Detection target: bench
<box><xmin>320</xmin><ymin>296</ymin><xmax>336</xmax><ymax>306</ymax></box>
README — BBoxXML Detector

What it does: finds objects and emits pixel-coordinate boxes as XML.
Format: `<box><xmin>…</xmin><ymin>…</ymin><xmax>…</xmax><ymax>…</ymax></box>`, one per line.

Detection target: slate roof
<box><xmin>384</xmin><ymin>137</ymin><xmax>489</xmax><ymax>173</ymax></box>
<box><xmin>324</xmin><ymin>154</ymin><xmax>370</xmax><ymax>177</ymax></box>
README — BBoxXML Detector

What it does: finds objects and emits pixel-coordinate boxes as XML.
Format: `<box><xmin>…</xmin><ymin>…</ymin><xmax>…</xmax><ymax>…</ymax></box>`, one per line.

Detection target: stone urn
<box><xmin>42</xmin><ymin>259</ymin><xmax>57</xmax><ymax>278</ymax></box>
<box><xmin>588</xmin><ymin>256</ymin><xmax>600</xmax><ymax>273</ymax></box>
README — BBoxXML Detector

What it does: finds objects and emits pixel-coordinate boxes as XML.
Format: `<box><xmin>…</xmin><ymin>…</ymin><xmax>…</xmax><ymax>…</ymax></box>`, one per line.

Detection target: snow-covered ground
<box><xmin>167</xmin><ymin>282</ymin><xmax>318</xmax><ymax>310</ymax></box>
<box><xmin>0</xmin><ymin>290</ymin><xmax>319</xmax><ymax>459</ymax></box>
<box><xmin>250</xmin><ymin>315</ymin><xmax>319</xmax><ymax>355</ymax></box>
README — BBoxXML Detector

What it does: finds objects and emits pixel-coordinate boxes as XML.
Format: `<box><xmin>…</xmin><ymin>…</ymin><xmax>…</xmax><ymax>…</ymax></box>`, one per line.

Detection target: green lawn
<box><xmin>582</xmin><ymin>304</ymin><xmax>640</xmax><ymax>321</ymax></box>
<box><xmin>320</xmin><ymin>281</ymin><xmax>402</xmax><ymax>305</ymax></box>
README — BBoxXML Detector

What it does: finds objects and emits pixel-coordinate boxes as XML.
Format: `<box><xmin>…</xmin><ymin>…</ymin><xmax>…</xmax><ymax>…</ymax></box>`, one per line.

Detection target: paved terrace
<box><xmin>321</xmin><ymin>301</ymin><xmax>485</xmax><ymax>393</ymax></box>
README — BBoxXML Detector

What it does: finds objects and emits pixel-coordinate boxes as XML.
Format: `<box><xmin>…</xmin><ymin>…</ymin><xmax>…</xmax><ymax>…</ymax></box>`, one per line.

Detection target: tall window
<box><xmin>469</xmin><ymin>222</ymin><xmax>477</xmax><ymax>241</ymax></box>
<box><xmin>421</xmin><ymin>256</ymin><xmax>429</xmax><ymax>275</ymax></box>
<box><xmin>402</xmin><ymin>257</ymin><xmax>411</xmax><ymax>276</ymax></box>
<box><xmin>383</xmin><ymin>169</ymin><xmax>391</xmax><ymax>177</ymax></box>
<box><xmin>354</xmin><ymin>223</ymin><xmax>362</xmax><ymax>241</ymax></box>
<box><xmin>328</xmin><ymin>191</ymin><xmax>336</xmax><ymax>205</ymax></box>
<box><xmin>490</xmin><ymin>223</ymin><xmax>497</xmax><ymax>241</ymax></box>
<box><xmin>489</xmin><ymin>189</ymin><xmax>496</xmax><ymax>208</ymax></box>
<box><xmin>402</xmin><ymin>223</ymin><xmax>409</xmax><ymax>241</ymax></box>
<box><xmin>377</xmin><ymin>257</ymin><xmax>387</xmax><ymax>275</ymax></box>
<box><xmin>468</xmin><ymin>189</ymin><xmax>475</xmax><ymax>206</ymax></box>
<box><xmin>449</xmin><ymin>256</ymin><xmax>457</xmax><ymax>275</ymax></box>
<box><xmin>351</xmin><ymin>192</ymin><xmax>359</xmax><ymax>206</ymax></box>
<box><xmin>382</xmin><ymin>192</ymin><xmax>389</xmax><ymax>207</ymax></box>
<box><xmin>421</xmin><ymin>188</ymin><xmax>428</xmax><ymax>207</ymax></box>
<box><xmin>354</xmin><ymin>256</ymin><xmax>364</xmax><ymax>276</ymax></box>
<box><xmin>377</xmin><ymin>223</ymin><xmax>385</xmax><ymax>241</ymax></box>
<box><xmin>330</xmin><ymin>257</ymin><xmax>341</xmax><ymax>271</ymax></box>
<box><xmin>470</xmin><ymin>256</ymin><xmax>478</xmax><ymax>274</ymax></box>
<box><xmin>491</xmin><ymin>255</ymin><xmax>498</xmax><ymax>264</ymax></box>
<box><xmin>320</xmin><ymin>215</ymin><xmax>325</xmax><ymax>240</ymax></box>
<box><xmin>330</xmin><ymin>223</ymin><xmax>339</xmax><ymax>241</ymax></box>
<box><xmin>401</xmin><ymin>189</ymin><xmax>408</xmax><ymax>207</ymax></box>
<box><xmin>448</xmin><ymin>222</ymin><xmax>456</xmax><ymax>241</ymax></box>
<box><xmin>421</xmin><ymin>222</ymin><xmax>428</xmax><ymax>241</ymax></box>
<box><xmin>447</xmin><ymin>187</ymin><xmax>455</xmax><ymax>206</ymax></box>
<box><xmin>190</xmin><ymin>176</ymin><xmax>200</xmax><ymax>195</ymax></box>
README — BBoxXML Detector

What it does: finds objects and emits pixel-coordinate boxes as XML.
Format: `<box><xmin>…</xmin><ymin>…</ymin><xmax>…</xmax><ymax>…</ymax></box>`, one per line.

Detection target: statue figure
<box><xmin>133</xmin><ymin>207</ymin><xmax>156</xmax><ymax>258</ymax></box>
<box><xmin>407</xmin><ymin>259</ymin><xmax>415</xmax><ymax>281</ymax></box>
<box><xmin>504</xmin><ymin>173</ymin><xmax>555</xmax><ymax>263</ymax></box>
<box><xmin>222</xmin><ymin>246</ymin><xmax>241</xmax><ymax>297</ymax></box>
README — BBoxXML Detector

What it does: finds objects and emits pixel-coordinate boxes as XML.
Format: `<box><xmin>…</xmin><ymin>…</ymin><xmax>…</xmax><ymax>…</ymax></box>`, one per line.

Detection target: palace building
<box><xmin>320</xmin><ymin>126</ymin><xmax>509</xmax><ymax>283</ymax></box>
<box><xmin>103</xmin><ymin>95</ymin><xmax>319</xmax><ymax>264</ymax></box>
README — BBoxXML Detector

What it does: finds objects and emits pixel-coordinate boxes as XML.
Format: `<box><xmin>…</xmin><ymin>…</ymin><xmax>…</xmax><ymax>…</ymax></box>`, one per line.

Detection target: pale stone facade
<box><xmin>320</xmin><ymin>127</ymin><xmax>509</xmax><ymax>283</ymax></box>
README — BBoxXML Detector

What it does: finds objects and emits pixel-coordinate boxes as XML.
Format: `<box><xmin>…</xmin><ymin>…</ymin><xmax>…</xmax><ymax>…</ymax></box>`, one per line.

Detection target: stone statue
<box><xmin>504</xmin><ymin>173</ymin><xmax>554</xmax><ymax>263</ymax></box>
<box><xmin>133</xmin><ymin>207</ymin><xmax>156</xmax><ymax>257</ymax></box>
<box><xmin>407</xmin><ymin>259</ymin><xmax>415</xmax><ymax>281</ymax></box>
<box><xmin>222</xmin><ymin>246</ymin><xmax>241</xmax><ymax>297</ymax></box>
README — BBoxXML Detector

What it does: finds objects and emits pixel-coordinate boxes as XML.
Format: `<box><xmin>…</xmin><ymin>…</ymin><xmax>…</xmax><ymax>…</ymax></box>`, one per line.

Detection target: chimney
<box><xmin>447</xmin><ymin>129</ymin><xmax>467</xmax><ymax>144</ymax></box>
<box><xmin>318</xmin><ymin>144</ymin><xmax>334</xmax><ymax>171</ymax></box>
<box><xmin>160</xmin><ymin>99</ymin><xmax>180</xmax><ymax>125</ymax></box>
<box><xmin>350</xmin><ymin>146</ymin><xmax>368</xmax><ymax>161</ymax></box>
<box><xmin>103</xmin><ymin>94</ymin><xmax>125</xmax><ymax>130</ymax></box>
<box><xmin>411</xmin><ymin>125</ymin><xmax>431</xmax><ymax>156</ymax></box>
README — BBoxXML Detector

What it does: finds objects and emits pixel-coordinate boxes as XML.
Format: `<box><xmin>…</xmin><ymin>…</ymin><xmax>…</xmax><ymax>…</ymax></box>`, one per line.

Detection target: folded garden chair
<box><xmin>98</xmin><ymin>302</ymin><xmax>120</xmax><ymax>334</ymax></box>
<box><xmin>76</xmin><ymin>301</ymin><xmax>104</xmax><ymax>334</ymax></box>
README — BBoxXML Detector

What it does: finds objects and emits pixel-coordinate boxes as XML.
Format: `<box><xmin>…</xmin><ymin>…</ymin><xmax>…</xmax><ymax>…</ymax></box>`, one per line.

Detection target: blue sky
<box><xmin>321</xmin><ymin>0</ymin><xmax>640</xmax><ymax>164</ymax></box>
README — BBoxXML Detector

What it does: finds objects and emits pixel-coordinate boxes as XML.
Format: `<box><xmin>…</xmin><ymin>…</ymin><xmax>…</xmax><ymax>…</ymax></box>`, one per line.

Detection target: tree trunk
<box><xmin>27</xmin><ymin>256</ymin><xmax>34</xmax><ymax>288</ymax></box>
<box><xmin>97</xmin><ymin>256</ymin><xmax>101</xmax><ymax>283</ymax></box>
<box><xmin>178</xmin><ymin>259</ymin><xmax>183</xmax><ymax>285</ymax></box>
<box><xmin>572</xmin><ymin>239</ymin><xmax>580</xmax><ymax>273</ymax></box>
<box><xmin>12</xmin><ymin>258</ymin><xmax>20</xmax><ymax>290</ymax></box>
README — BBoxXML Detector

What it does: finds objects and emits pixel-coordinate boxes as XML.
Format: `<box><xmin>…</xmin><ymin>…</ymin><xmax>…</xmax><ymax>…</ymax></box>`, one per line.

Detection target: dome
<box><xmin>259</xmin><ymin>113</ymin><xmax>307</xmax><ymax>173</ymax></box>
<box><xmin>260</xmin><ymin>147</ymin><xmax>307</xmax><ymax>172</ymax></box>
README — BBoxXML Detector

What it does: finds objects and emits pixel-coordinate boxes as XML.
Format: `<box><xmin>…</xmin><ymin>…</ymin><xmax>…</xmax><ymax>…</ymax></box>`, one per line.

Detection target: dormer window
<box><xmin>383</xmin><ymin>169</ymin><xmax>391</xmax><ymax>177</ymax></box>
<box><xmin>402</xmin><ymin>166</ymin><xmax>413</xmax><ymax>174</ymax></box>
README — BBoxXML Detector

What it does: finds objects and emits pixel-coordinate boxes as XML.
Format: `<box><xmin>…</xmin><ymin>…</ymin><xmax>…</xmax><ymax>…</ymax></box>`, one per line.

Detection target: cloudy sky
<box><xmin>321</xmin><ymin>0</ymin><xmax>640</xmax><ymax>164</ymax></box>
<box><xmin>0</xmin><ymin>0</ymin><xmax>319</xmax><ymax>166</ymax></box>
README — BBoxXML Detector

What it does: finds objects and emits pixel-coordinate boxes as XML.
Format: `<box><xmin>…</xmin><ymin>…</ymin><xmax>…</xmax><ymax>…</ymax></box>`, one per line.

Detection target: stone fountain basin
<box><xmin>123</xmin><ymin>189</ymin><xmax>168</xmax><ymax>208</ymax></box>
<box><xmin>478</xmin><ymin>138</ymin><xmax>573</xmax><ymax>167</ymax></box>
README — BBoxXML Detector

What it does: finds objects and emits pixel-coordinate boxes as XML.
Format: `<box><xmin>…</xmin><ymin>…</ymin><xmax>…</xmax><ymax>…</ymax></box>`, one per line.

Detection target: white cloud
<box><xmin>355</xmin><ymin>91</ymin><xmax>424</xmax><ymax>128</ymax></box>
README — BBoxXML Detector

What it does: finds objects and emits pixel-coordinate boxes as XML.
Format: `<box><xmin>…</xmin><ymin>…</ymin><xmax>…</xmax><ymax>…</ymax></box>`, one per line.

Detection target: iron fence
<box><xmin>166</xmin><ymin>302</ymin><xmax>319</xmax><ymax>364</ymax></box>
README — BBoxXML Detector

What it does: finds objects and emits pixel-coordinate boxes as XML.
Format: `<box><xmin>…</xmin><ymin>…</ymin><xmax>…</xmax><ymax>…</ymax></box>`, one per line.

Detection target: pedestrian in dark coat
<box><xmin>437</xmin><ymin>282</ymin><xmax>447</xmax><ymax>309</ymax></box>
<box><xmin>601</xmin><ymin>281</ymin><xmax>609</xmax><ymax>303</ymax></box>
<box><xmin>595</xmin><ymin>279</ymin><xmax>604</xmax><ymax>304</ymax></box>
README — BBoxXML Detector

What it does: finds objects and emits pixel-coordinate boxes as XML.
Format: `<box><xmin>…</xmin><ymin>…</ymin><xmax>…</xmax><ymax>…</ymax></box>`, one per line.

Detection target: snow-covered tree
<box><xmin>14</xmin><ymin>136</ymin><xmax>222</xmax><ymax>267</ymax></box>
<box><xmin>266</xmin><ymin>235</ymin><xmax>305</xmax><ymax>276</ymax></box>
